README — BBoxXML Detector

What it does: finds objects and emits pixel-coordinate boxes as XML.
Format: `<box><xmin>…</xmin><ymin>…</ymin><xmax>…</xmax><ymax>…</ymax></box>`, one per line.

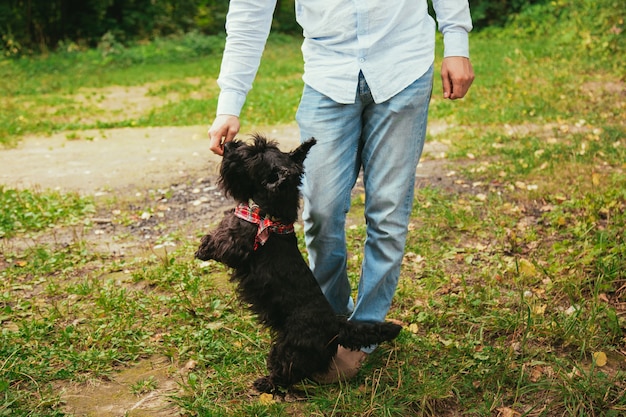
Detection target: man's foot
<box><xmin>313</xmin><ymin>346</ymin><xmax>368</xmax><ymax>384</ymax></box>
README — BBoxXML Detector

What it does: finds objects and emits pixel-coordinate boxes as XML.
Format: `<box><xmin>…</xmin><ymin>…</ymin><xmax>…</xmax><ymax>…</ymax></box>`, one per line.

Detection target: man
<box><xmin>208</xmin><ymin>0</ymin><xmax>474</xmax><ymax>382</ymax></box>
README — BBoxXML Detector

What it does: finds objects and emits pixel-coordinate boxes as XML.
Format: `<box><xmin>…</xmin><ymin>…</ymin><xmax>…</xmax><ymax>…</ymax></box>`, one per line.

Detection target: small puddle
<box><xmin>60</xmin><ymin>356</ymin><xmax>182</xmax><ymax>416</ymax></box>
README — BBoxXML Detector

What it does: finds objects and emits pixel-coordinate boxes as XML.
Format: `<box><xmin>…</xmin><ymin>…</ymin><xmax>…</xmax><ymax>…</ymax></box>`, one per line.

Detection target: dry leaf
<box><xmin>184</xmin><ymin>359</ymin><xmax>198</xmax><ymax>371</ymax></box>
<box><xmin>518</xmin><ymin>259</ymin><xmax>537</xmax><ymax>277</ymax></box>
<box><xmin>593</xmin><ymin>352</ymin><xmax>608</xmax><ymax>367</ymax></box>
<box><xmin>591</xmin><ymin>172</ymin><xmax>601</xmax><ymax>187</ymax></box>
<box><xmin>259</xmin><ymin>393</ymin><xmax>276</xmax><ymax>405</ymax></box>
<box><xmin>408</xmin><ymin>323</ymin><xmax>419</xmax><ymax>334</ymax></box>
<box><xmin>497</xmin><ymin>406</ymin><xmax>520</xmax><ymax>417</ymax></box>
<box><xmin>530</xmin><ymin>366</ymin><xmax>543</xmax><ymax>382</ymax></box>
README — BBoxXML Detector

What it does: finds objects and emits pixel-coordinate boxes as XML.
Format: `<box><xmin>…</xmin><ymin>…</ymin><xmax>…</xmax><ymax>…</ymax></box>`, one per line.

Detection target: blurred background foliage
<box><xmin>0</xmin><ymin>0</ymin><xmax>548</xmax><ymax>54</ymax></box>
<box><xmin>0</xmin><ymin>0</ymin><xmax>623</xmax><ymax>71</ymax></box>
<box><xmin>0</xmin><ymin>0</ymin><xmax>296</xmax><ymax>54</ymax></box>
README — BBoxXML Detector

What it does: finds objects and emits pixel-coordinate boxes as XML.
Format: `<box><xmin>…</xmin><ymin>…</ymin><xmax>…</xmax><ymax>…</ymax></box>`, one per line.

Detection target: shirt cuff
<box><xmin>216</xmin><ymin>90</ymin><xmax>247</xmax><ymax>117</ymax></box>
<box><xmin>443</xmin><ymin>31</ymin><xmax>470</xmax><ymax>58</ymax></box>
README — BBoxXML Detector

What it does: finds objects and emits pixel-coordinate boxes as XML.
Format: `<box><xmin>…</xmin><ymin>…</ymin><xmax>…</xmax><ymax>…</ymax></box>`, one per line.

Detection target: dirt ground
<box><xmin>0</xmin><ymin>124</ymin><xmax>302</xmax><ymax>194</ymax></box>
<box><xmin>1</xmin><ymin>122</ymin><xmax>451</xmax><ymax>194</ymax></box>
<box><xmin>1</xmin><ymin>122</ymin><xmax>452</xmax><ymax>416</ymax></box>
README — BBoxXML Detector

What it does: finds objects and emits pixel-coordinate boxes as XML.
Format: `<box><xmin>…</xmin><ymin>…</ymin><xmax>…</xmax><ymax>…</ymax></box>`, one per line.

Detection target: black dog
<box><xmin>195</xmin><ymin>134</ymin><xmax>401</xmax><ymax>393</ymax></box>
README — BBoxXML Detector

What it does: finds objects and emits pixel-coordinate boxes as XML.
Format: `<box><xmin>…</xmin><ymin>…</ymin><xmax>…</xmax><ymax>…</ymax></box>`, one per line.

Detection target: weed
<box><xmin>0</xmin><ymin>187</ymin><xmax>94</xmax><ymax>238</ymax></box>
<box><xmin>129</xmin><ymin>376</ymin><xmax>158</xmax><ymax>396</ymax></box>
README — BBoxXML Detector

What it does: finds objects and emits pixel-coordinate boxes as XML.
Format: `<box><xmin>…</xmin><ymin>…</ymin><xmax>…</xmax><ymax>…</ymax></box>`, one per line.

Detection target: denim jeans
<box><xmin>296</xmin><ymin>67</ymin><xmax>434</xmax><ymax>329</ymax></box>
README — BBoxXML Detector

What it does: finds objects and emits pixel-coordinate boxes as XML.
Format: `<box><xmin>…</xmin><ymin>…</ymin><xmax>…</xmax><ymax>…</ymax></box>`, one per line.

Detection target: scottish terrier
<box><xmin>195</xmin><ymin>134</ymin><xmax>402</xmax><ymax>393</ymax></box>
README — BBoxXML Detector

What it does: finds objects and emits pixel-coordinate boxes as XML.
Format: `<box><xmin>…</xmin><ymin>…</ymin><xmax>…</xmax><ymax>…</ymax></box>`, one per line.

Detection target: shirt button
<box><xmin>359</xmin><ymin>58</ymin><xmax>365</xmax><ymax>63</ymax></box>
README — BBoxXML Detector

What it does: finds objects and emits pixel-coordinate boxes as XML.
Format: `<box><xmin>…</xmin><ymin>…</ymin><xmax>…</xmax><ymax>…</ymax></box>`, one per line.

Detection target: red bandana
<box><xmin>233</xmin><ymin>203</ymin><xmax>294</xmax><ymax>250</ymax></box>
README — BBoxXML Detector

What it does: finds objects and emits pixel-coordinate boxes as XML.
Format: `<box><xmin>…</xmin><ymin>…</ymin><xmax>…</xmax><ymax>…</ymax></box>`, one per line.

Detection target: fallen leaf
<box><xmin>184</xmin><ymin>359</ymin><xmax>198</xmax><ymax>371</ymax></box>
<box><xmin>530</xmin><ymin>366</ymin><xmax>543</xmax><ymax>382</ymax></box>
<box><xmin>533</xmin><ymin>304</ymin><xmax>547</xmax><ymax>316</ymax></box>
<box><xmin>593</xmin><ymin>352</ymin><xmax>608</xmax><ymax>367</ymax></box>
<box><xmin>408</xmin><ymin>323</ymin><xmax>419</xmax><ymax>334</ymax></box>
<box><xmin>518</xmin><ymin>258</ymin><xmax>537</xmax><ymax>277</ymax></box>
<box><xmin>259</xmin><ymin>393</ymin><xmax>276</xmax><ymax>406</ymax></box>
<box><xmin>591</xmin><ymin>172</ymin><xmax>601</xmax><ymax>187</ymax></box>
<box><xmin>497</xmin><ymin>406</ymin><xmax>520</xmax><ymax>417</ymax></box>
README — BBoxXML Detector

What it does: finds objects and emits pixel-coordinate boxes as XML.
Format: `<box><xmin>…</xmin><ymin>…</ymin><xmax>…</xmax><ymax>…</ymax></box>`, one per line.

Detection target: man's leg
<box><xmin>299</xmin><ymin>68</ymin><xmax>433</xmax><ymax>382</ymax></box>
<box><xmin>351</xmin><ymin>66</ymin><xmax>434</xmax><ymax>325</ymax></box>
<box><xmin>296</xmin><ymin>84</ymin><xmax>363</xmax><ymax>316</ymax></box>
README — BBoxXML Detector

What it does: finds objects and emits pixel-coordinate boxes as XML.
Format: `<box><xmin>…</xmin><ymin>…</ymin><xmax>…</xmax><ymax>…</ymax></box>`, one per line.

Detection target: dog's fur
<box><xmin>195</xmin><ymin>134</ymin><xmax>402</xmax><ymax>393</ymax></box>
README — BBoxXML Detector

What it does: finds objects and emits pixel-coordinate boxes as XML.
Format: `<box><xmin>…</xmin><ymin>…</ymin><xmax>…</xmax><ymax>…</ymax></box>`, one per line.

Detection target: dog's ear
<box><xmin>289</xmin><ymin>137</ymin><xmax>316</xmax><ymax>165</ymax></box>
<box><xmin>219</xmin><ymin>140</ymin><xmax>254</xmax><ymax>202</ymax></box>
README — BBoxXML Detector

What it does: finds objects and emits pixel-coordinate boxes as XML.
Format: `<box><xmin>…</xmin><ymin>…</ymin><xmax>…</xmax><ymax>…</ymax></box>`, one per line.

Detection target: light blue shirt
<box><xmin>216</xmin><ymin>0</ymin><xmax>472</xmax><ymax>116</ymax></box>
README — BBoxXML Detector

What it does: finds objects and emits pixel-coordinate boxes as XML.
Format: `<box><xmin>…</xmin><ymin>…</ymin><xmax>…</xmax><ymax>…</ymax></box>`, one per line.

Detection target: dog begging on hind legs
<box><xmin>195</xmin><ymin>134</ymin><xmax>402</xmax><ymax>394</ymax></box>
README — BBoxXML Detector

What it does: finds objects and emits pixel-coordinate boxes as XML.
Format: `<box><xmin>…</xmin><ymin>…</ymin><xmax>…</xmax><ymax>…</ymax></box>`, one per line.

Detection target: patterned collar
<box><xmin>233</xmin><ymin>202</ymin><xmax>294</xmax><ymax>250</ymax></box>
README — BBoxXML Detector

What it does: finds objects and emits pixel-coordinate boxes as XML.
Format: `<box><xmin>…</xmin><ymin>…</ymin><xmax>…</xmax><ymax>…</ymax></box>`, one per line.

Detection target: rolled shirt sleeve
<box><xmin>432</xmin><ymin>0</ymin><xmax>473</xmax><ymax>58</ymax></box>
<box><xmin>216</xmin><ymin>0</ymin><xmax>278</xmax><ymax>116</ymax></box>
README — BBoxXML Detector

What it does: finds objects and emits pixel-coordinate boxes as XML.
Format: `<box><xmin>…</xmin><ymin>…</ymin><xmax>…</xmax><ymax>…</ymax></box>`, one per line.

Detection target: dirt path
<box><xmin>0</xmin><ymin>124</ymin><xmax>305</xmax><ymax>194</ymax></box>
<box><xmin>1</xmin><ymin>122</ymin><xmax>451</xmax><ymax>416</ymax></box>
<box><xmin>0</xmin><ymin>123</ymin><xmax>450</xmax><ymax>195</ymax></box>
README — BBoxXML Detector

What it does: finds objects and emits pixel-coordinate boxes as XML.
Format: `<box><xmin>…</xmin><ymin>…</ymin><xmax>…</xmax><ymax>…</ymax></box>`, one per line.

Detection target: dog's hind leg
<box><xmin>254</xmin><ymin>343</ymin><xmax>291</xmax><ymax>393</ymax></box>
<box><xmin>253</xmin><ymin>340</ymin><xmax>314</xmax><ymax>393</ymax></box>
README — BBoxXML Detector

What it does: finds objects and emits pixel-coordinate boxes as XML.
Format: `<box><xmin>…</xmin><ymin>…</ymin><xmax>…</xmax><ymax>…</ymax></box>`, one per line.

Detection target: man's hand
<box><xmin>441</xmin><ymin>56</ymin><xmax>475</xmax><ymax>100</ymax></box>
<box><xmin>208</xmin><ymin>114</ymin><xmax>241</xmax><ymax>156</ymax></box>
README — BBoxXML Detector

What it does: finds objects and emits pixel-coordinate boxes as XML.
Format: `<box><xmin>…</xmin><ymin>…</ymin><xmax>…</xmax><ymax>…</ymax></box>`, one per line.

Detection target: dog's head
<box><xmin>219</xmin><ymin>134</ymin><xmax>316</xmax><ymax>222</ymax></box>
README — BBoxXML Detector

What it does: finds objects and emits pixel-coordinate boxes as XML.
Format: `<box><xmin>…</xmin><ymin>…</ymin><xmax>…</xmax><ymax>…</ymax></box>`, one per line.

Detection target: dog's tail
<box><xmin>337</xmin><ymin>320</ymin><xmax>402</xmax><ymax>351</ymax></box>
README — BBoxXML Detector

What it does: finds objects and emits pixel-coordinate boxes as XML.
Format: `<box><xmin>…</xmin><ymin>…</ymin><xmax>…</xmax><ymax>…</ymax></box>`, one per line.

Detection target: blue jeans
<box><xmin>296</xmin><ymin>67</ymin><xmax>433</xmax><ymax>328</ymax></box>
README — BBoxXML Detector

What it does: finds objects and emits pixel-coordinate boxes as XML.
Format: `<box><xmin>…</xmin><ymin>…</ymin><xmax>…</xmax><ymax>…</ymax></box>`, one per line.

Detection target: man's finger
<box><xmin>442</xmin><ymin>70</ymin><xmax>452</xmax><ymax>99</ymax></box>
<box><xmin>208</xmin><ymin>129</ymin><xmax>227</xmax><ymax>156</ymax></box>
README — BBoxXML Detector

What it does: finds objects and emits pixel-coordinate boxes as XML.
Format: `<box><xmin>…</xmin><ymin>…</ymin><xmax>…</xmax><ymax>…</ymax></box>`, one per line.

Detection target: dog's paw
<box><xmin>194</xmin><ymin>235</ymin><xmax>214</xmax><ymax>261</ymax></box>
<box><xmin>253</xmin><ymin>376</ymin><xmax>275</xmax><ymax>394</ymax></box>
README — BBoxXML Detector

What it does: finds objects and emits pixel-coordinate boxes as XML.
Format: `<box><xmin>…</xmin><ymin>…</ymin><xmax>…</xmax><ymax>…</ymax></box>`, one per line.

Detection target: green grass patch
<box><xmin>0</xmin><ymin>187</ymin><xmax>95</xmax><ymax>238</ymax></box>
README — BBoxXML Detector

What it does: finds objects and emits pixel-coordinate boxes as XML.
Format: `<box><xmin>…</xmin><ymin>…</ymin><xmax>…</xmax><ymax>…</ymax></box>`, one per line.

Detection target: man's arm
<box><xmin>209</xmin><ymin>0</ymin><xmax>278</xmax><ymax>155</ymax></box>
<box><xmin>432</xmin><ymin>0</ymin><xmax>474</xmax><ymax>99</ymax></box>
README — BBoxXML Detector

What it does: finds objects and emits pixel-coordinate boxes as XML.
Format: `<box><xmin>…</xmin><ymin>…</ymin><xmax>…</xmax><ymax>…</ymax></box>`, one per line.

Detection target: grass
<box><xmin>0</xmin><ymin>187</ymin><xmax>95</xmax><ymax>238</ymax></box>
<box><xmin>0</xmin><ymin>2</ymin><xmax>625</xmax><ymax>416</ymax></box>
<box><xmin>0</xmin><ymin>32</ymin><xmax>300</xmax><ymax>146</ymax></box>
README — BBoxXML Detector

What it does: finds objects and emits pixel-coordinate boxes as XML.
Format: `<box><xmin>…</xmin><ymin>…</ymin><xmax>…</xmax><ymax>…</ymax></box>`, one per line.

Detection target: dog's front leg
<box><xmin>194</xmin><ymin>233</ymin><xmax>217</xmax><ymax>261</ymax></box>
<box><xmin>195</xmin><ymin>220</ymin><xmax>256</xmax><ymax>268</ymax></box>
